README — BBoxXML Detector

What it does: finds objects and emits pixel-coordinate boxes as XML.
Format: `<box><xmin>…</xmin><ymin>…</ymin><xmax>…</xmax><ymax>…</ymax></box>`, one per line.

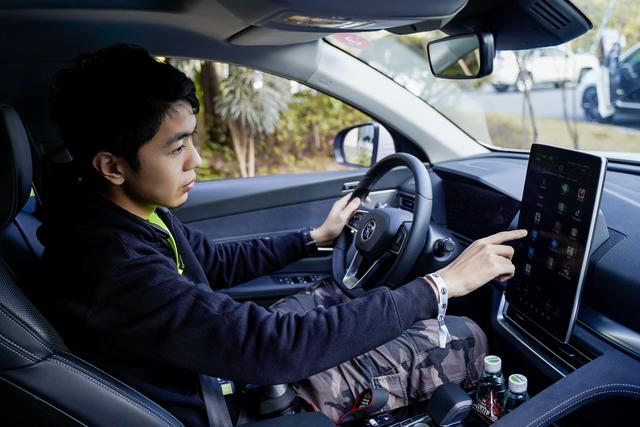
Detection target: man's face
<box><xmin>120</xmin><ymin>100</ymin><xmax>201</xmax><ymax>212</ymax></box>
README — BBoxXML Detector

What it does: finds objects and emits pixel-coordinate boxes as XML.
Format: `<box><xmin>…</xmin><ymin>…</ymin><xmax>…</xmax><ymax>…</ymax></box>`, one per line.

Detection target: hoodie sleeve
<box><xmin>86</xmin><ymin>238</ymin><xmax>438</xmax><ymax>384</ymax></box>
<box><xmin>177</xmin><ymin>221</ymin><xmax>310</xmax><ymax>289</ymax></box>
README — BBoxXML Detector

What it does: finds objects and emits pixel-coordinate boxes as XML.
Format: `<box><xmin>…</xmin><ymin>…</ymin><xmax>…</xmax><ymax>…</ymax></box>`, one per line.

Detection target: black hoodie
<box><xmin>38</xmin><ymin>191</ymin><xmax>438</xmax><ymax>426</ymax></box>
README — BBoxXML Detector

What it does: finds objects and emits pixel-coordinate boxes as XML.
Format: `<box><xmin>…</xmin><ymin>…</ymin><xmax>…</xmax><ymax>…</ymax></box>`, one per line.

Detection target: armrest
<box><xmin>493</xmin><ymin>349</ymin><xmax>640</xmax><ymax>427</ymax></box>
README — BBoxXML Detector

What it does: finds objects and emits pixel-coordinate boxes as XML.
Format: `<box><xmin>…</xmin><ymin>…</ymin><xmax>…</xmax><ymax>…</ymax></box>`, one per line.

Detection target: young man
<box><xmin>39</xmin><ymin>44</ymin><xmax>526</xmax><ymax>426</ymax></box>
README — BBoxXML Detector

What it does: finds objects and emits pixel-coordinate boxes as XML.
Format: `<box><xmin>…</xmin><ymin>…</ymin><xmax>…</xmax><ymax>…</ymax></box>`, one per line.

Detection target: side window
<box><xmin>167</xmin><ymin>59</ymin><xmax>383</xmax><ymax>180</ymax></box>
<box><xmin>624</xmin><ymin>50</ymin><xmax>640</xmax><ymax>66</ymax></box>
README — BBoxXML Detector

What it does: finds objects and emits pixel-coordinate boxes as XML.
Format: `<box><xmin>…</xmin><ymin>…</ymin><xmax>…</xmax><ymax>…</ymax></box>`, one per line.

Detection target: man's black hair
<box><xmin>50</xmin><ymin>44</ymin><xmax>199</xmax><ymax>190</ymax></box>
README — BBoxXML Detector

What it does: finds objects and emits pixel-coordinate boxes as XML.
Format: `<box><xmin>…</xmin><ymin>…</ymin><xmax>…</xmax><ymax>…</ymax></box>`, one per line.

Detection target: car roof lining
<box><xmin>0</xmin><ymin>0</ymin><xmax>591</xmax><ymax>53</ymax></box>
<box><xmin>0</xmin><ymin>0</ymin><xmax>592</xmax><ymax>157</ymax></box>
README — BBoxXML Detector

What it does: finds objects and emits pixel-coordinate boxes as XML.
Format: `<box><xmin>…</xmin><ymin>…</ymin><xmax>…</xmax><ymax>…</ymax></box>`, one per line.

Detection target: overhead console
<box><xmin>219</xmin><ymin>0</ymin><xmax>468</xmax><ymax>45</ymax></box>
<box><xmin>219</xmin><ymin>0</ymin><xmax>593</xmax><ymax>47</ymax></box>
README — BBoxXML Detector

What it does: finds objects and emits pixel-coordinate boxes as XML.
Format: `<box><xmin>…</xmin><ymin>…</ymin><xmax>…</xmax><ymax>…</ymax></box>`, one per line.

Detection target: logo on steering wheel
<box><xmin>362</xmin><ymin>220</ymin><xmax>377</xmax><ymax>241</ymax></box>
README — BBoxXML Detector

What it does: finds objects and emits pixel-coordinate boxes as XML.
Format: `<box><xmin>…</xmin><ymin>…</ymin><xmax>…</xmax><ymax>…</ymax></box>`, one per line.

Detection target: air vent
<box><xmin>529</xmin><ymin>0</ymin><xmax>570</xmax><ymax>30</ymax></box>
<box><xmin>399</xmin><ymin>196</ymin><xmax>415</xmax><ymax>212</ymax></box>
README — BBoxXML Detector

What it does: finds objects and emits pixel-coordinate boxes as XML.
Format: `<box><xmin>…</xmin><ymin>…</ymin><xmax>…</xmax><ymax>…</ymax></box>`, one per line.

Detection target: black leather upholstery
<box><xmin>0</xmin><ymin>105</ymin><xmax>183</xmax><ymax>427</ymax></box>
<box><xmin>0</xmin><ymin>104</ymin><xmax>32</xmax><ymax>230</ymax></box>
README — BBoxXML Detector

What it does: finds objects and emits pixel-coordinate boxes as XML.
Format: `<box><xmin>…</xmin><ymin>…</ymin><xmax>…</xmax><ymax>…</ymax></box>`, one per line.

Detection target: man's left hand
<box><xmin>310</xmin><ymin>194</ymin><xmax>365</xmax><ymax>247</ymax></box>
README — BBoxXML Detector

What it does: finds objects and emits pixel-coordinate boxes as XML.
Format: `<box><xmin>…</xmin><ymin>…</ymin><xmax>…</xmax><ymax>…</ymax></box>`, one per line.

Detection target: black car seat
<box><xmin>0</xmin><ymin>104</ymin><xmax>184</xmax><ymax>427</ymax></box>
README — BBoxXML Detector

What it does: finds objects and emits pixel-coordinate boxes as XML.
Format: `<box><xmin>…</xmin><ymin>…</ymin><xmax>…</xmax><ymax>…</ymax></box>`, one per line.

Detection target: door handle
<box><xmin>342</xmin><ymin>181</ymin><xmax>359</xmax><ymax>193</ymax></box>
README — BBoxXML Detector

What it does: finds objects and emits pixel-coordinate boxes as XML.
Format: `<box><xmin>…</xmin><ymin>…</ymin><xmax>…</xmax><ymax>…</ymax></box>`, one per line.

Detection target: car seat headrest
<box><xmin>0</xmin><ymin>104</ymin><xmax>32</xmax><ymax>230</ymax></box>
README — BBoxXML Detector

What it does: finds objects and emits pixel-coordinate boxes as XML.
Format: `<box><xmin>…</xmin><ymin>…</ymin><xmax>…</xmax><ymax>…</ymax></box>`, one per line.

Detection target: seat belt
<box><xmin>199</xmin><ymin>374</ymin><xmax>233</xmax><ymax>427</ymax></box>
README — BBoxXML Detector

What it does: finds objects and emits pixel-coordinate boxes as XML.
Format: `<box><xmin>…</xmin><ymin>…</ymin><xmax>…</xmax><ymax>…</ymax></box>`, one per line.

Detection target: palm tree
<box><xmin>215</xmin><ymin>66</ymin><xmax>291</xmax><ymax>177</ymax></box>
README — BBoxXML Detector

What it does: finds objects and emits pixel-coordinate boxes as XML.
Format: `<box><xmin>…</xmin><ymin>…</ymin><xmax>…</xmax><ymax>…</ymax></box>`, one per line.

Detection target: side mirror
<box><xmin>333</xmin><ymin>122</ymin><xmax>395</xmax><ymax>168</ymax></box>
<box><xmin>427</xmin><ymin>32</ymin><xmax>495</xmax><ymax>79</ymax></box>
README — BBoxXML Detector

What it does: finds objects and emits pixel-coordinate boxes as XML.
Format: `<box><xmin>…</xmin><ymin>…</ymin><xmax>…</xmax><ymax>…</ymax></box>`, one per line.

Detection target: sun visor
<box><xmin>221</xmin><ymin>0</ymin><xmax>468</xmax><ymax>45</ymax></box>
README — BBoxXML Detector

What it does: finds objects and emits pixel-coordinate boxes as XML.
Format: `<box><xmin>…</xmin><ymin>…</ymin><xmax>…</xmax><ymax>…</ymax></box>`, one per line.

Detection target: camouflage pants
<box><xmin>270</xmin><ymin>280</ymin><xmax>488</xmax><ymax>422</ymax></box>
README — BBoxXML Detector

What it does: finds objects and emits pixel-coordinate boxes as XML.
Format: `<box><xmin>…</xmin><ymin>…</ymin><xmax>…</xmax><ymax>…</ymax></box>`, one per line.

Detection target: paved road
<box><xmin>471</xmin><ymin>85</ymin><xmax>640</xmax><ymax>130</ymax></box>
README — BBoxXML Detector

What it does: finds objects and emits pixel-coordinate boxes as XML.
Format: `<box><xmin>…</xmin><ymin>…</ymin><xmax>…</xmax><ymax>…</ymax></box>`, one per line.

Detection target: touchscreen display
<box><xmin>506</xmin><ymin>144</ymin><xmax>606</xmax><ymax>342</ymax></box>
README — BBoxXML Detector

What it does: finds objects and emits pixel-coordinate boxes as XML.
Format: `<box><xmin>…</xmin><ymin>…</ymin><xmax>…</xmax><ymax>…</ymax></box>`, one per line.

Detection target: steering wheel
<box><xmin>332</xmin><ymin>153</ymin><xmax>433</xmax><ymax>297</ymax></box>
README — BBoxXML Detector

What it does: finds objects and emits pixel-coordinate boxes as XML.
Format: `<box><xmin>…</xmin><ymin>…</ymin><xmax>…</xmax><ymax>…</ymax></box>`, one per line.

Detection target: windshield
<box><xmin>326</xmin><ymin>0</ymin><xmax>640</xmax><ymax>162</ymax></box>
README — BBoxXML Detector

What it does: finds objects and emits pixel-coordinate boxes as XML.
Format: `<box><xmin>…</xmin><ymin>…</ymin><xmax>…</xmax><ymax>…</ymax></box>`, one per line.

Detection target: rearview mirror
<box><xmin>427</xmin><ymin>32</ymin><xmax>494</xmax><ymax>79</ymax></box>
<box><xmin>333</xmin><ymin>123</ymin><xmax>395</xmax><ymax>168</ymax></box>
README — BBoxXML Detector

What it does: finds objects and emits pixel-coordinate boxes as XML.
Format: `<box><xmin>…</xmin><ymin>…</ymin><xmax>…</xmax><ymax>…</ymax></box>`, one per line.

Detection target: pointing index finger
<box><xmin>484</xmin><ymin>229</ymin><xmax>528</xmax><ymax>245</ymax></box>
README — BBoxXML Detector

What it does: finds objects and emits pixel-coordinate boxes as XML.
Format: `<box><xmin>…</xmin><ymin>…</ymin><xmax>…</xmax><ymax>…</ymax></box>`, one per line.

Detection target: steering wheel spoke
<box><xmin>388</xmin><ymin>222</ymin><xmax>411</xmax><ymax>255</ymax></box>
<box><xmin>342</xmin><ymin>250</ymin><xmax>364</xmax><ymax>289</ymax></box>
<box><xmin>342</xmin><ymin>250</ymin><xmax>393</xmax><ymax>290</ymax></box>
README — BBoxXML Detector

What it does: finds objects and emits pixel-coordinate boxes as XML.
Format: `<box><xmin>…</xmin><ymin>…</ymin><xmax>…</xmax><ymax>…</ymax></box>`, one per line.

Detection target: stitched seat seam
<box><xmin>50</xmin><ymin>355</ymin><xmax>176</xmax><ymax>426</ymax></box>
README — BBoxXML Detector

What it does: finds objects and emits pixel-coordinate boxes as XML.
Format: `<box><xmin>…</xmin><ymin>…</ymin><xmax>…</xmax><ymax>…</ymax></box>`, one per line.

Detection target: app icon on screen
<box><xmin>554</xmin><ymin>221</ymin><xmax>562</xmax><ymax>233</ymax></box>
<box><xmin>534</xmin><ymin>212</ymin><xmax>541</xmax><ymax>224</ymax></box>
<box><xmin>525</xmin><ymin>263</ymin><xmax>532</xmax><ymax>275</ymax></box>
<box><xmin>577</xmin><ymin>188</ymin><xmax>586</xmax><ymax>201</ymax></box>
<box><xmin>560</xmin><ymin>183</ymin><xmax>570</xmax><ymax>195</ymax></box>
<box><xmin>528</xmin><ymin>247</ymin><xmax>535</xmax><ymax>258</ymax></box>
<box><xmin>570</xmin><ymin>227</ymin><xmax>578</xmax><ymax>238</ymax></box>
<box><xmin>531</xmin><ymin>230</ymin><xmax>538</xmax><ymax>241</ymax></box>
<box><xmin>566</xmin><ymin>245</ymin><xmax>575</xmax><ymax>257</ymax></box>
<box><xmin>557</xmin><ymin>202</ymin><xmax>567</xmax><ymax>213</ymax></box>
<box><xmin>550</xmin><ymin>239</ymin><xmax>559</xmax><ymax>250</ymax></box>
<box><xmin>561</xmin><ymin>265</ymin><xmax>571</xmax><ymax>279</ymax></box>
<box><xmin>546</xmin><ymin>256</ymin><xmax>556</xmax><ymax>270</ymax></box>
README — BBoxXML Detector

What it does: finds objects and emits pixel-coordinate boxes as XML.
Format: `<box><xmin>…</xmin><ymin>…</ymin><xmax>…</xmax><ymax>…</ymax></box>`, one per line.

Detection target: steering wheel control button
<box><xmin>347</xmin><ymin>210</ymin><xmax>367</xmax><ymax>231</ymax></box>
<box><xmin>390</xmin><ymin>228</ymin><xmax>407</xmax><ymax>254</ymax></box>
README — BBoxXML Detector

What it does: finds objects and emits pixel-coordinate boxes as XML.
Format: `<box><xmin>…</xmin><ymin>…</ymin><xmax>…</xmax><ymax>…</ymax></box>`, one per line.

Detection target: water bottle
<box><xmin>472</xmin><ymin>355</ymin><xmax>507</xmax><ymax>422</ymax></box>
<box><xmin>502</xmin><ymin>374</ymin><xmax>529</xmax><ymax>414</ymax></box>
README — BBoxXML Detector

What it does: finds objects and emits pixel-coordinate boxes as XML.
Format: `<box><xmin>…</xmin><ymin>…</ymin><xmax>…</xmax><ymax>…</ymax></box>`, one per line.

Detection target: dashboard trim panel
<box><xmin>497</xmin><ymin>293</ymin><xmax>566</xmax><ymax>378</ymax></box>
<box><xmin>578</xmin><ymin>305</ymin><xmax>640</xmax><ymax>359</ymax></box>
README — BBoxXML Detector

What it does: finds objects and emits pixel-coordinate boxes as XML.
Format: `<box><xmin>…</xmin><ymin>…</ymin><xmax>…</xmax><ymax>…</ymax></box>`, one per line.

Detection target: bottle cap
<box><xmin>483</xmin><ymin>355</ymin><xmax>502</xmax><ymax>373</ymax></box>
<box><xmin>508</xmin><ymin>374</ymin><xmax>528</xmax><ymax>394</ymax></box>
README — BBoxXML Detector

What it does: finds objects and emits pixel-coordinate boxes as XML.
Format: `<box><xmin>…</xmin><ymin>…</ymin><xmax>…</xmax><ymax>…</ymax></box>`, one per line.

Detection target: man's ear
<box><xmin>92</xmin><ymin>151</ymin><xmax>126</xmax><ymax>185</ymax></box>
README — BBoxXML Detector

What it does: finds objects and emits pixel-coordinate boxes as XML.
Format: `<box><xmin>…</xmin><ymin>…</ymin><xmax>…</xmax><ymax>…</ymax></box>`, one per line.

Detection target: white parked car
<box><xmin>578</xmin><ymin>42</ymin><xmax>640</xmax><ymax>122</ymax></box>
<box><xmin>492</xmin><ymin>47</ymin><xmax>598</xmax><ymax>92</ymax></box>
